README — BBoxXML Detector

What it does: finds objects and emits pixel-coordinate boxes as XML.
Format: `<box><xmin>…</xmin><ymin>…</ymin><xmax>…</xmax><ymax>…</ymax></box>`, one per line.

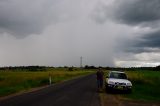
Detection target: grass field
<box><xmin>0</xmin><ymin>68</ymin><xmax>94</xmax><ymax>97</ymax></box>
<box><xmin>120</xmin><ymin>71</ymin><xmax>160</xmax><ymax>101</ymax></box>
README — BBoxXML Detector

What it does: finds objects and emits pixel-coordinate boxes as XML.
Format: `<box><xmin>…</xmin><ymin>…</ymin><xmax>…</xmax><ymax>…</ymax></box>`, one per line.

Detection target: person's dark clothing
<box><xmin>96</xmin><ymin>71</ymin><xmax>104</xmax><ymax>80</ymax></box>
<box><xmin>96</xmin><ymin>70</ymin><xmax>104</xmax><ymax>89</ymax></box>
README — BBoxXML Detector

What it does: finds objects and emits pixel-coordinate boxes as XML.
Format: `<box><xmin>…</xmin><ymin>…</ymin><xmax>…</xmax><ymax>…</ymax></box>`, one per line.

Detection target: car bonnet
<box><xmin>107</xmin><ymin>78</ymin><xmax>131</xmax><ymax>84</ymax></box>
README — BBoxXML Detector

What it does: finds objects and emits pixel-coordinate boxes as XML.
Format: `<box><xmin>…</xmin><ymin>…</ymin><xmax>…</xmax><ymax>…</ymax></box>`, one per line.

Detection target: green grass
<box><xmin>122</xmin><ymin>71</ymin><xmax>160</xmax><ymax>101</ymax></box>
<box><xmin>0</xmin><ymin>68</ymin><xmax>94</xmax><ymax>97</ymax></box>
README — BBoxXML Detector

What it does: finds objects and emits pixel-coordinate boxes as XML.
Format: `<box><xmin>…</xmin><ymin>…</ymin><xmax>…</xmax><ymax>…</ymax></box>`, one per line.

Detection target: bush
<box><xmin>68</xmin><ymin>67</ymin><xmax>73</xmax><ymax>71</ymax></box>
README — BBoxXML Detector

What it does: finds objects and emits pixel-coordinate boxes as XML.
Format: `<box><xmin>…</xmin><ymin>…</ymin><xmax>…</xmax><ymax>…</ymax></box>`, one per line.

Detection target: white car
<box><xmin>105</xmin><ymin>71</ymin><xmax>132</xmax><ymax>93</ymax></box>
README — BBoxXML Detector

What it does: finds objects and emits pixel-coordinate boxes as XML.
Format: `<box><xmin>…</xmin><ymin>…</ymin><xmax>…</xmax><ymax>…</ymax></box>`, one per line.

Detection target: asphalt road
<box><xmin>0</xmin><ymin>74</ymin><xmax>100</xmax><ymax>106</ymax></box>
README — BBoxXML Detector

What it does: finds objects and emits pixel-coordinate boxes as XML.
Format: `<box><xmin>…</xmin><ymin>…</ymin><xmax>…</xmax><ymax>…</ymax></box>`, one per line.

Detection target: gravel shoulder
<box><xmin>100</xmin><ymin>91</ymin><xmax>160</xmax><ymax>106</ymax></box>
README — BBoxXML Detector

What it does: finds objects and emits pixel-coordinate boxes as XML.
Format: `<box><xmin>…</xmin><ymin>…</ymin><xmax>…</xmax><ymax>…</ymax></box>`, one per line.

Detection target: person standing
<box><xmin>96</xmin><ymin>68</ymin><xmax>104</xmax><ymax>91</ymax></box>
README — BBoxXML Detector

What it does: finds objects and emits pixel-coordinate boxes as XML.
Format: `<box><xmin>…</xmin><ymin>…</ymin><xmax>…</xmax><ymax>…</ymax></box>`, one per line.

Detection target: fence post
<box><xmin>49</xmin><ymin>73</ymin><xmax>52</xmax><ymax>85</ymax></box>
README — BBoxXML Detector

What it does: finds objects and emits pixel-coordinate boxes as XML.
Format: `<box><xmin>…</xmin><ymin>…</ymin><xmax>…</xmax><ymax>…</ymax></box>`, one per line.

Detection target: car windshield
<box><xmin>109</xmin><ymin>72</ymin><xmax>127</xmax><ymax>79</ymax></box>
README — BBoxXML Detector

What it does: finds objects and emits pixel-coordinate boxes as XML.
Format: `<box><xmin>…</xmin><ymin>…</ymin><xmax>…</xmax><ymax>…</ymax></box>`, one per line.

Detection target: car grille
<box><xmin>115</xmin><ymin>82</ymin><xmax>126</xmax><ymax>85</ymax></box>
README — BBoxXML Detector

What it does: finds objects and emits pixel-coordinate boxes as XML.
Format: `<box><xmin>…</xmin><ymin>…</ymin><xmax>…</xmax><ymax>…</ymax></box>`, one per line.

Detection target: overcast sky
<box><xmin>0</xmin><ymin>0</ymin><xmax>160</xmax><ymax>67</ymax></box>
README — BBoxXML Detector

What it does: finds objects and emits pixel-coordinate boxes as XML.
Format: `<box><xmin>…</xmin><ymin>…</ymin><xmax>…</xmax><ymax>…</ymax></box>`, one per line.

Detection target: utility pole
<box><xmin>80</xmin><ymin>56</ymin><xmax>83</xmax><ymax>68</ymax></box>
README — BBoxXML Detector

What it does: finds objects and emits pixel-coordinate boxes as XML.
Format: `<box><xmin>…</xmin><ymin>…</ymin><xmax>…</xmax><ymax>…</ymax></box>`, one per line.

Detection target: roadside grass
<box><xmin>121</xmin><ymin>71</ymin><xmax>160</xmax><ymax>102</ymax></box>
<box><xmin>0</xmin><ymin>68</ymin><xmax>94</xmax><ymax>97</ymax></box>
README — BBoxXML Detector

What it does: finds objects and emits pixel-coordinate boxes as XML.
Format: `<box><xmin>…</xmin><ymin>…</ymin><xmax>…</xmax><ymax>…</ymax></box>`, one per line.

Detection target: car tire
<box><xmin>105</xmin><ymin>85</ymin><xmax>112</xmax><ymax>93</ymax></box>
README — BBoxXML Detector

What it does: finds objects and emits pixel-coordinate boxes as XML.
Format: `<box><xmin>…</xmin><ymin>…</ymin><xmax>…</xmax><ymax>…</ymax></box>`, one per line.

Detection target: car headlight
<box><xmin>127</xmin><ymin>83</ymin><xmax>132</xmax><ymax>86</ymax></box>
<box><xmin>108</xmin><ymin>81</ymin><xmax>114</xmax><ymax>85</ymax></box>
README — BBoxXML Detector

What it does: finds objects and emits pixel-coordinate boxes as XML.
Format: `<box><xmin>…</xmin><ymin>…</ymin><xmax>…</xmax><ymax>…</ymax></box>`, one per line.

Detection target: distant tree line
<box><xmin>83</xmin><ymin>65</ymin><xmax>160</xmax><ymax>71</ymax></box>
<box><xmin>84</xmin><ymin>65</ymin><xmax>112</xmax><ymax>70</ymax></box>
<box><xmin>0</xmin><ymin>65</ymin><xmax>160</xmax><ymax>71</ymax></box>
<box><xmin>0</xmin><ymin>66</ymin><xmax>48</xmax><ymax>71</ymax></box>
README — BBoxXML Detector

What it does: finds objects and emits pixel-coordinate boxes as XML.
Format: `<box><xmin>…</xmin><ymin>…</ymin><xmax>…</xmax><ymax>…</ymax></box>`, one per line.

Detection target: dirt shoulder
<box><xmin>100</xmin><ymin>92</ymin><xmax>160</xmax><ymax>106</ymax></box>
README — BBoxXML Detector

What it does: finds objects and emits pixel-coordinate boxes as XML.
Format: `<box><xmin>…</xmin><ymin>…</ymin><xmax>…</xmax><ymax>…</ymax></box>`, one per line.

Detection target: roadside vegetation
<box><xmin>123</xmin><ymin>71</ymin><xmax>160</xmax><ymax>101</ymax></box>
<box><xmin>0</xmin><ymin>67</ymin><xmax>94</xmax><ymax>97</ymax></box>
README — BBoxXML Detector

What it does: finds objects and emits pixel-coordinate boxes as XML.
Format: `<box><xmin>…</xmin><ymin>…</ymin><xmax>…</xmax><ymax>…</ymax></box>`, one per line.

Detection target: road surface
<box><xmin>0</xmin><ymin>74</ymin><xmax>100</xmax><ymax>106</ymax></box>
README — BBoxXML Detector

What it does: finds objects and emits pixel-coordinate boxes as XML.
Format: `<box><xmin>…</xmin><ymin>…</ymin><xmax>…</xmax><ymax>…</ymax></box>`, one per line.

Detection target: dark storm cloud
<box><xmin>124</xmin><ymin>47</ymin><xmax>160</xmax><ymax>54</ymax></box>
<box><xmin>0</xmin><ymin>0</ymin><xmax>58</xmax><ymax>38</ymax></box>
<box><xmin>137</xmin><ymin>31</ymin><xmax>160</xmax><ymax>48</ymax></box>
<box><xmin>114</xmin><ymin>0</ymin><xmax>160</xmax><ymax>25</ymax></box>
<box><xmin>123</xmin><ymin>30</ymin><xmax>160</xmax><ymax>53</ymax></box>
<box><xmin>93</xmin><ymin>0</ymin><xmax>160</xmax><ymax>26</ymax></box>
<box><xmin>93</xmin><ymin>0</ymin><xmax>160</xmax><ymax>54</ymax></box>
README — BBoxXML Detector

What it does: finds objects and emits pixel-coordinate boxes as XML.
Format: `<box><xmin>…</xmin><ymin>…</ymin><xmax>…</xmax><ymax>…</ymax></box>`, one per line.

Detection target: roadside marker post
<box><xmin>49</xmin><ymin>73</ymin><xmax>52</xmax><ymax>85</ymax></box>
